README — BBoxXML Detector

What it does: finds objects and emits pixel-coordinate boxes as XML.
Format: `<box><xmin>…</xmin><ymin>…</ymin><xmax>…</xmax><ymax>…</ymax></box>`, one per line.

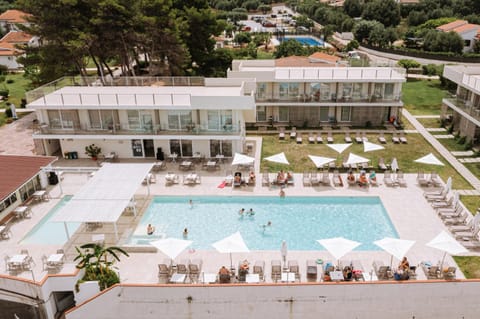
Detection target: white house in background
<box><xmin>0</xmin><ymin>31</ymin><xmax>39</xmax><ymax>69</ymax></box>
<box><xmin>0</xmin><ymin>9</ymin><xmax>32</xmax><ymax>32</ymax></box>
<box><xmin>27</xmin><ymin>77</ymin><xmax>256</xmax><ymax>159</ymax></box>
<box><xmin>436</xmin><ymin>20</ymin><xmax>480</xmax><ymax>53</ymax></box>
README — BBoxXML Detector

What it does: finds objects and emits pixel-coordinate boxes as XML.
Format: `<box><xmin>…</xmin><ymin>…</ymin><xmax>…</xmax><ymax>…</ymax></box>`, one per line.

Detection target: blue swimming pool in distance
<box><xmin>280</xmin><ymin>36</ymin><xmax>324</xmax><ymax>46</ymax></box>
<box><xmin>127</xmin><ymin>196</ymin><xmax>398</xmax><ymax>250</ymax></box>
<box><xmin>21</xmin><ymin>196</ymin><xmax>81</xmax><ymax>245</ymax></box>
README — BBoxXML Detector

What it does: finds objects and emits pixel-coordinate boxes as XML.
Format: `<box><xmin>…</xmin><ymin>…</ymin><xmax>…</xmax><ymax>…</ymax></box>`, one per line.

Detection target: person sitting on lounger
<box><xmin>358</xmin><ymin>172</ymin><xmax>368</xmax><ymax>187</ymax></box>
<box><xmin>219</xmin><ymin>266</ymin><xmax>231</xmax><ymax>283</ymax></box>
<box><xmin>343</xmin><ymin>266</ymin><xmax>353</xmax><ymax>281</ymax></box>
<box><xmin>347</xmin><ymin>171</ymin><xmax>356</xmax><ymax>184</ymax></box>
<box><xmin>240</xmin><ymin>260</ymin><xmax>250</xmax><ymax>272</ymax></box>
<box><xmin>147</xmin><ymin>224</ymin><xmax>155</xmax><ymax>235</ymax></box>
<box><xmin>249</xmin><ymin>171</ymin><xmax>256</xmax><ymax>184</ymax></box>
<box><xmin>399</xmin><ymin>257</ymin><xmax>410</xmax><ymax>271</ymax></box>
<box><xmin>286</xmin><ymin>171</ymin><xmax>293</xmax><ymax>181</ymax></box>
<box><xmin>369</xmin><ymin>171</ymin><xmax>377</xmax><ymax>186</ymax></box>
<box><xmin>277</xmin><ymin>170</ymin><xmax>286</xmax><ymax>184</ymax></box>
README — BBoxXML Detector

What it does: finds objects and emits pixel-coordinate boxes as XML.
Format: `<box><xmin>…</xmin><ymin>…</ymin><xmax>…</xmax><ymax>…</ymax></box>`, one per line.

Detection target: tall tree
<box><xmin>362</xmin><ymin>0</ymin><xmax>400</xmax><ymax>27</ymax></box>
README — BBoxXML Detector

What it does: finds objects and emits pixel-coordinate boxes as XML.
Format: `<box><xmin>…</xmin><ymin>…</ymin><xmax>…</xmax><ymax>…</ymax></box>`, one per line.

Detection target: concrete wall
<box><xmin>65</xmin><ymin>281</ymin><xmax>480</xmax><ymax>319</ymax></box>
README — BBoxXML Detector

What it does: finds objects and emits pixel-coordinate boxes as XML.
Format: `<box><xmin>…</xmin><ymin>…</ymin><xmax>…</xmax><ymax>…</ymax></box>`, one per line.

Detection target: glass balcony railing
<box><xmin>444</xmin><ymin>98</ymin><xmax>480</xmax><ymax>121</ymax></box>
<box><xmin>255</xmin><ymin>93</ymin><xmax>401</xmax><ymax>103</ymax></box>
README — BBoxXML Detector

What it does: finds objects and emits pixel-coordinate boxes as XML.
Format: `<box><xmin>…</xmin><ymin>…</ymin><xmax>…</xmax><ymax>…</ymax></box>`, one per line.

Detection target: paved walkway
<box><xmin>452</xmin><ymin>151</ymin><xmax>474</xmax><ymax>157</ymax></box>
<box><xmin>426</xmin><ymin>128</ymin><xmax>446</xmax><ymax>132</ymax></box>
<box><xmin>403</xmin><ymin>109</ymin><xmax>480</xmax><ymax>190</ymax></box>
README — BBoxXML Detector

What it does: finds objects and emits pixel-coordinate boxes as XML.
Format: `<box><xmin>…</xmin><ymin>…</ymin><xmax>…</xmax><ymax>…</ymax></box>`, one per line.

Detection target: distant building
<box><xmin>0</xmin><ymin>31</ymin><xmax>39</xmax><ymax>69</ymax></box>
<box><xmin>0</xmin><ymin>9</ymin><xmax>32</xmax><ymax>32</ymax></box>
<box><xmin>436</xmin><ymin>20</ymin><xmax>480</xmax><ymax>53</ymax></box>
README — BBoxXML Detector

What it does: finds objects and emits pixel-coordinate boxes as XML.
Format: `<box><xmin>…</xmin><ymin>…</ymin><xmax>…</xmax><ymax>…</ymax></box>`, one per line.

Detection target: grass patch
<box><xmin>260</xmin><ymin>133</ymin><xmax>472</xmax><ymax>189</ymax></box>
<box><xmin>402</xmin><ymin>79</ymin><xmax>446</xmax><ymax>115</ymax></box>
<box><xmin>438</xmin><ymin>138</ymin><xmax>471</xmax><ymax>152</ymax></box>
<box><xmin>460</xmin><ymin>195</ymin><xmax>480</xmax><ymax>214</ymax></box>
<box><xmin>453</xmin><ymin>256</ymin><xmax>480</xmax><ymax>278</ymax></box>
<box><xmin>416</xmin><ymin>117</ymin><xmax>441</xmax><ymax>128</ymax></box>
<box><xmin>464</xmin><ymin>163</ymin><xmax>480</xmax><ymax>182</ymax></box>
<box><xmin>0</xmin><ymin>73</ymin><xmax>31</xmax><ymax>109</ymax></box>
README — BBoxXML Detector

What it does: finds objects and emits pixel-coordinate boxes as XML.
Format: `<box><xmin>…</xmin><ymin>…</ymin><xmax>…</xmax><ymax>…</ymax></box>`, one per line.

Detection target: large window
<box><xmin>320</xmin><ymin>107</ymin><xmax>329</xmax><ymax>122</ymax></box>
<box><xmin>168</xmin><ymin>111</ymin><xmax>192</xmax><ymax>130</ymax></box>
<box><xmin>342</xmin><ymin>83</ymin><xmax>352</xmax><ymax>99</ymax></box>
<box><xmin>170</xmin><ymin>139</ymin><xmax>193</xmax><ymax>157</ymax></box>
<box><xmin>207</xmin><ymin>110</ymin><xmax>232</xmax><ymax>130</ymax></box>
<box><xmin>256</xmin><ymin>106</ymin><xmax>266</xmax><ymax>122</ymax></box>
<box><xmin>278</xmin><ymin>106</ymin><xmax>289</xmax><ymax>122</ymax></box>
<box><xmin>341</xmin><ymin>106</ymin><xmax>352</xmax><ymax>121</ymax></box>
<box><xmin>257</xmin><ymin>83</ymin><xmax>267</xmax><ymax>100</ymax></box>
<box><xmin>384</xmin><ymin>83</ymin><xmax>394</xmax><ymax>99</ymax></box>
<box><xmin>373</xmin><ymin>83</ymin><xmax>383</xmax><ymax>98</ymax></box>
<box><xmin>320</xmin><ymin>83</ymin><xmax>331</xmax><ymax>101</ymax></box>
<box><xmin>353</xmin><ymin>83</ymin><xmax>362</xmax><ymax>99</ymax></box>
<box><xmin>210</xmin><ymin>140</ymin><xmax>232</xmax><ymax>157</ymax></box>
<box><xmin>279</xmin><ymin>83</ymin><xmax>299</xmax><ymax>99</ymax></box>
<box><xmin>47</xmin><ymin>110</ymin><xmax>79</xmax><ymax>129</ymax></box>
<box><xmin>88</xmin><ymin>110</ymin><xmax>119</xmax><ymax>129</ymax></box>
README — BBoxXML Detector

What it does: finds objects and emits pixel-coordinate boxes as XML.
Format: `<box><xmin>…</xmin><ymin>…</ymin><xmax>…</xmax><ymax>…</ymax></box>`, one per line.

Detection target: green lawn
<box><xmin>453</xmin><ymin>256</ymin><xmax>480</xmax><ymax>278</ymax></box>
<box><xmin>0</xmin><ymin>73</ymin><xmax>31</xmax><ymax>109</ymax></box>
<box><xmin>260</xmin><ymin>133</ymin><xmax>472</xmax><ymax>189</ymax></box>
<box><xmin>416</xmin><ymin>117</ymin><xmax>441</xmax><ymax>128</ymax></box>
<box><xmin>460</xmin><ymin>195</ymin><xmax>480</xmax><ymax>215</ymax></box>
<box><xmin>402</xmin><ymin>79</ymin><xmax>446</xmax><ymax>115</ymax></box>
<box><xmin>438</xmin><ymin>138</ymin><xmax>471</xmax><ymax>152</ymax></box>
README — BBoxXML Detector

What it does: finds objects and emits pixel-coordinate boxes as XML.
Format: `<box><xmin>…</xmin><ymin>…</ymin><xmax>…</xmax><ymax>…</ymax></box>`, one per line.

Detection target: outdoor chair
<box><xmin>392</xmin><ymin>133</ymin><xmax>400</xmax><ymax>144</ymax></box>
<box><xmin>378</xmin><ymin>132</ymin><xmax>387</xmax><ymax>144</ymax></box>
<box><xmin>288</xmin><ymin>260</ymin><xmax>301</xmax><ymax>282</ymax></box>
<box><xmin>378</xmin><ymin>157</ymin><xmax>388</xmax><ymax>171</ymax></box>
<box><xmin>271</xmin><ymin>260</ymin><xmax>282</xmax><ymax>282</ymax></box>
<box><xmin>327</xmin><ymin>131</ymin><xmax>334</xmax><ymax>143</ymax></box>
<box><xmin>429</xmin><ymin>172</ymin><xmax>442</xmax><ymax>187</ymax></box>
<box><xmin>310</xmin><ymin>172</ymin><xmax>320</xmax><ymax>186</ymax></box>
<box><xmin>396</xmin><ymin>171</ymin><xmax>407</xmax><ymax>187</ymax></box>
<box><xmin>296</xmin><ymin>133</ymin><xmax>303</xmax><ymax>144</ymax></box>
<box><xmin>344</xmin><ymin>132</ymin><xmax>352</xmax><ymax>143</ymax></box>
<box><xmin>316</xmin><ymin>132</ymin><xmax>323</xmax><ymax>143</ymax></box>
<box><xmin>355</xmin><ymin>131</ymin><xmax>363</xmax><ymax>143</ymax></box>
<box><xmin>383</xmin><ymin>171</ymin><xmax>395</xmax><ymax>187</ymax></box>
<box><xmin>253</xmin><ymin>260</ymin><xmax>265</xmax><ymax>281</ymax></box>
<box><xmin>290</xmin><ymin>127</ymin><xmax>297</xmax><ymax>139</ymax></box>
<box><xmin>321</xmin><ymin>170</ymin><xmax>330</xmax><ymax>186</ymax></box>
<box><xmin>278</xmin><ymin>127</ymin><xmax>285</xmax><ymax>140</ymax></box>
<box><xmin>417</xmin><ymin>171</ymin><xmax>429</xmax><ymax>187</ymax></box>
<box><xmin>302</xmin><ymin>171</ymin><xmax>311</xmax><ymax>186</ymax></box>
<box><xmin>306</xmin><ymin>260</ymin><xmax>318</xmax><ymax>282</ymax></box>
<box><xmin>308</xmin><ymin>132</ymin><xmax>315</xmax><ymax>144</ymax></box>
<box><xmin>362</xmin><ymin>132</ymin><xmax>368</xmax><ymax>142</ymax></box>
<box><xmin>399</xmin><ymin>132</ymin><xmax>408</xmax><ymax>144</ymax></box>
<box><xmin>262</xmin><ymin>171</ymin><xmax>270</xmax><ymax>187</ymax></box>
<box><xmin>373</xmin><ymin>260</ymin><xmax>392</xmax><ymax>280</ymax></box>
<box><xmin>188</xmin><ymin>259</ymin><xmax>202</xmax><ymax>283</ymax></box>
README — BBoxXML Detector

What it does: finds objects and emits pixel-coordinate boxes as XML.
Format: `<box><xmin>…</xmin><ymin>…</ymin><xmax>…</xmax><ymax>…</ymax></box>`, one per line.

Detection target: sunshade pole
<box><xmin>390</xmin><ymin>255</ymin><xmax>393</xmax><ymax>269</ymax></box>
<box><xmin>63</xmin><ymin>222</ymin><xmax>70</xmax><ymax>240</ymax></box>
<box><xmin>440</xmin><ymin>252</ymin><xmax>447</xmax><ymax>270</ymax></box>
<box><xmin>230</xmin><ymin>252</ymin><xmax>233</xmax><ymax>271</ymax></box>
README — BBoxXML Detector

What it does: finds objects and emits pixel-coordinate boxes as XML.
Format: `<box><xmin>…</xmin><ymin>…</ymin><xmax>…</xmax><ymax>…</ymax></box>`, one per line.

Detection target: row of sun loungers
<box><xmin>417</xmin><ymin>171</ymin><xmax>442</xmax><ymax>187</ymax></box>
<box><xmin>279</xmin><ymin>128</ymin><xmax>408</xmax><ymax>144</ymax></box>
<box><xmin>302</xmin><ymin>171</ymin><xmax>332</xmax><ymax>187</ymax></box>
<box><xmin>420</xmin><ymin>262</ymin><xmax>457</xmax><ymax>280</ymax></box>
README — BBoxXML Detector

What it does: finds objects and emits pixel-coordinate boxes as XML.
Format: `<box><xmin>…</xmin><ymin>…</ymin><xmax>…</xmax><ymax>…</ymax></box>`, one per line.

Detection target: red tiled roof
<box><xmin>0</xmin><ymin>155</ymin><xmax>56</xmax><ymax>201</ymax></box>
<box><xmin>0</xmin><ymin>31</ymin><xmax>32</xmax><ymax>43</ymax></box>
<box><xmin>0</xmin><ymin>10</ymin><xmax>31</xmax><ymax>23</ymax></box>
<box><xmin>436</xmin><ymin>20</ymin><xmax>468</xmax><ymax>32</ymax></box>
<box><xmin>0</xmin><ymin>41</ymin><xmax>22</xmax><ymax>56</ymax></box>
<box><xmin>452</xmin><ymin>23</ymin><xmax>480</xmax><ymax>34</ymax></box>
<box><xmin>309</xmin><ymin>52</ymin><xmax>340</xmax><ymax>64</ymax></box>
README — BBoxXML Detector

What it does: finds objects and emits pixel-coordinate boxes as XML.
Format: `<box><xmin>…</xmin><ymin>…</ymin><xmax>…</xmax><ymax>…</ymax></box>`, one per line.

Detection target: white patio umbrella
<box><xmin>414</xmin><ymin>153</ymin><xmax>444</xmax><ymax>166</ymax></box>
<box><xmin>363</xmin><ymin>141</ymin><xmax>384</xmax><ymax>152</ymax></box>
<box><xmin>212</xmin><ymin>231</ymin><xmax>250</xmax><ymax>269</ymax></box>
<box><xmin>326</xmin><ymin>143</ymin><xmax>351</xmax><ymax>154</ymax></box>
<box><xmin>373</xmin><ymin>237</ymin><xmax>416</xmax><ymax>268</ymax></box>
<box><xmin>281</xmin><ymin>240</ymin><xmax>288</xmax><ymax>265</ymax></box>
<box><xmin>317</xmin><ymin>237</ymin><xmax>361</xmax><ymax>265</ymax></box>
<box><xmin>445</xmin><ymin>176</ymin><xmax>452</xmax><ymax>193</ymax></box>
<box><xmin>308</xmin><ymin>155</ymin><xmax>336</xmax><ymax>168</ymax></box>
<box><xmin>345</xmin><ymin>153</ymin><xmax>370</xmax><ymax>166</ymax></box>
<box><xmin>264</xmin><ymin>152</ymin><xmax>289</xmax><ymax>165</ymax></box>
<box><xmin>150</xmin><ymin>237</ymin><xmax>193</xmax><ymax>262</ymax></box>
<box><xmin>231</xmin><ymin>153</ymin><xmax>255</xmax><ymax>166</ymax></box>
<box><xmin>426</xmin><ymin>231</ymin><xmax>468</xmax><ymax>268</ymax></box>
<box><xmin>391</xmin><ymin>158</ymin><xmax>399</xmax><ymax>172</ymax></box>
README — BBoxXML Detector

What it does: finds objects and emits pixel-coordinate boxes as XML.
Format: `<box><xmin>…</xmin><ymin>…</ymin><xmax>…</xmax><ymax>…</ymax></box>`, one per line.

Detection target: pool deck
<box><xmin>1</xmin><ymin>151</ymin><xmax>475</xmax><ymax>284</ymax></box>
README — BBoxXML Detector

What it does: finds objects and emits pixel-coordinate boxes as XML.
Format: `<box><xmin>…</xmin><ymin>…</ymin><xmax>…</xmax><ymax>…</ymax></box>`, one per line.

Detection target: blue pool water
<box><xmin>21</xmin><ymin>196</ymin><xmax>81</xmax><ymax>245</ymax></box>
<box><xmin>128</xmin><ymin>196</ymin><xmax>398</xmax><ymax>250</ymax></box>
<box><xmin>280</xmin><ymin>36</ymin><xmax>324</xmax><ymax>46</ymax></box>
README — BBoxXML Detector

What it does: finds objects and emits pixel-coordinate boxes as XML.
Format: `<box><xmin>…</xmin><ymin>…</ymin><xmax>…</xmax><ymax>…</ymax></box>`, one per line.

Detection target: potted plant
<box><xmin>85</xmin><ymin>144</ymin><xmax>102</xmax><ymax>160</ymax></box>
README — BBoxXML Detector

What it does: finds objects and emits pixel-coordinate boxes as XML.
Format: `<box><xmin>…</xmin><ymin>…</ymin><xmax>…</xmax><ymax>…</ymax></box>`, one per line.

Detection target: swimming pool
<box><xmin>280</xmin><ymin>36</ymin><xmax>324</xmax><ymax>46</ymax></box>
<box><xmin>127</xmin><ymin>196</ymin><xmax>397</xmax><ymax>250</ymax></box>
<box><xmin>21</xmin><ymin>196</ymin><xmax>81</xmax><ymax>245</ymax></box>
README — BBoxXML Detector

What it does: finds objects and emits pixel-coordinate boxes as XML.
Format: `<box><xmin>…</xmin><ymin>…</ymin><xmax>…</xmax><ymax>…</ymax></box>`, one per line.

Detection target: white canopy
<box><xmin>363</xmin><ymin>141</ymin><xmax>384</xmax><ymax>152</ymax></box>
<box><xmin>317</xmin><ymin>237</ymin><xmax>361</xmax><ymax>261</ymax></box>
<box><xmin>373</xmin><ymin>237</ymin><xmax>416</xmax><ymax>266</ymax></box>
<box><xmin>414</xmin><ymin>153</ymin><xmax>444</xmax><ymax>166</ymax></box>
<box><xmin>231</xmin><ymin>153</ymin><xmax>255</xmax><ymax>166</ymax></box>
<box><xmin>150</xmin><ymin>238</ymin><xmax>193</xmax><ymax>260</ymax></box>
<box><xmin>345</xmin><ymin>153</ymin><xmax>370</xmax><ymax>165</ymax></box>
<box><xmin>308</xmin><ymin>155</ymin><xmax>336</xmax><ymax>168</ymax></box>
<box><xmin>326</xmin><ymin>143</ymin><xmax>351</xmax><ymax>154</ymax></box>
<box><xmin>264</xmin><ymin>152</ymin><xmax>289</xmax><ymax>165</ymax></box>
<box><xmin>52</xmin><ymin>163</ymin><xmax>154</xmax><ymax>239</ymax></box>
<box><xmin>212</xmin><ymin>231</ymin><xmax>250</xmax><ymax>269</ymax></box>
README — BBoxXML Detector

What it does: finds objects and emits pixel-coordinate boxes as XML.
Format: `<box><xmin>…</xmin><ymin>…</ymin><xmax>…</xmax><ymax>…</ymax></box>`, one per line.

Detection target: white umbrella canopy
<box><xmin>308</xmin><ymin>155</ymin><xmax>336</xmax><ymax>168</ymax></box>
<box><xmin>373</xmin><ymin>237</ymin><xmax>416</xmax><ymax>267</ymax></box>
<box><xmin>363</xmin><ymin>141</ymin><xmax>385</xmax><ymax>152</ymax></box>
<box><xmin>150</xmin><ymin>237</ymin><xmax>193</xmax><ymax>260</ymax></box>
<box><xmin>426</xmin><ymin>231</ymin><xmax>468</xmax><ymax>268</ymax></box>
<box><xmin>391</xmin><ymin>158</ymin><xmax>399</xmax><ymax>172</ymax></box>
<box><xmin>317</xmin><ymin>237</ymin><xmax>361</xmax><ymax>263</ymax></box>
<box><xmin>264</xmin><ymin>152</ymin><xmax>289</xmax><ymax>165</ymax></box>
<box><xmin>326</xmin><ymin>143</ymin><xmax>351</xmax><ymax>154</ymax></box>
<box><xmin>231</xmin><ymin>153</ymin><xmax>255</xmax><ymax>166</ymax></box>
<box><xmin>345</xmin><ymin>153</ymin><xmax>370</xmax><ymax>165</ymax></box>
<box><xmin>414</xmin><ymin>153</ymin><xmax>444</xmax><ymax>166</ymax></box>
<box><xmin>212</xmin><ymin>231</ymin><xmax>250</xmax><ymax>269</ymax></box>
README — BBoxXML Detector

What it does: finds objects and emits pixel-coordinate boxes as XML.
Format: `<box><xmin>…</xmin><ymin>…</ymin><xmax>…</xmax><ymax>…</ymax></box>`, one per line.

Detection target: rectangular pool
<box><xmin>127</xmin><ymin>196</ymin><xmax>398</xmax><ymax>250</ymax></box>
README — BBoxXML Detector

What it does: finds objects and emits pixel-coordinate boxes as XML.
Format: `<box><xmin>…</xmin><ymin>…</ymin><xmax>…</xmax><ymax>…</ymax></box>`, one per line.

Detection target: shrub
<box><xmin>457</xmin><ymin>136</ymin><xmax>466</xmax><ymax>144</ymax></box>
<box><xmin>464</xmin><ymin>140</ymin><xmax>473</xmax><ymax>151</ymax></box>
<box><xmin>20</xmin><ymin>98</ymin><xmax>26</xmax><ymax>108</ymax></box>
<box><xmin>0</xmin><ymin>89</ymin><xmax>9</xmax><ymax>98</ymax></box>
<box><xmin>6</xmin><ymin>79</ymin><xmax>14</xmax><ymax>84</ymax></box>
<box><xmin>447</xmin><ymin>125</ymin><xmax>454</xmax><ymax>134</ymax></box>
<box><xmin>5</xmin><ymin>107</ymin><xmax>12</xmax><ymax>117</ymax></box>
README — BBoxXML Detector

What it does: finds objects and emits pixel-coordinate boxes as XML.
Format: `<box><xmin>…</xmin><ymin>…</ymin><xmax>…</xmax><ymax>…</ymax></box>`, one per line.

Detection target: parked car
<box><xmin>262</xmin><ymin>21</ymin><xmax>276</xmax><ymax>27</ymax></box>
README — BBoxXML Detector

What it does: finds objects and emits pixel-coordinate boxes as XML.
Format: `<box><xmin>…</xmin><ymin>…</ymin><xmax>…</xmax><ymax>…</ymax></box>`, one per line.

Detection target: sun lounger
<box><xmin>308</xmin><ymin>132</ymin><xmax>315</xmax><ymax>144</ymax></box>
<box><xmin>362</xmin><ymin>132</ymin><xmax>368</xmax><ymax>142</ymax></box>
<box><xmin>321</xmin><ymin>170</ymin><xmax>330</xmax><ymax>186</ymax></box>
<box><xmin>443</xmin><ymin>266</ymin><xmax>456</xmax><ymax>280</ymax></box>
<box><xmin>396</xmin><ymin>171</ymin><xmax>407</xmax><ymax>187</ymax></box>
<box><xmin>344</xmin><ymin>132</ymin><xmax>352</xmax><ymax>143</ymax></box>
<box><xmin>444</xmin><ymin>212</ymin><xmax>468</xmax><ymax>225</ymax></box>
<box><xmin>351</xmin><ymin>260</ymin><xmax>365</xmax><ymax>281</ymax></box>
<box><xmin>355</xmin><ymin>131</ymin><xmax>363</xmax><ymax>143</ymax></box>
<box><xmin>262</xmin><ymin>171</ymin><xmax>270</xmax><ymax>187</ymax></box>
<box><xmin>310</xmin><ymin>172</ymin><xmax>320</xmax><ymax>186</ymax></box>
<box><xmin>296</xmin><ymin>133</ymin><xmax>303</xmax><ymax>144</ymax></box>
<box><xmin>429</xmin><ymin>172</ymin><xmax>442</xmax><ymax>187</ymax></box>
<box><xmin>462</xmin><ymin>240</ymin><xmax>480</xmax><ymax>250</ymax></box>
<box><xmin>306</xmin><ymin>260</ymin><xmax>318</xmax><ymax>282</ymax></box>
<box><xmin>383</xmin><ymin>171</ymin><xmax>395</xmax><ymax>187</ymax></box>
<box><xmin>399</xmin><ymin>132</ymin><xmax>408</xmax><ymax>144</ymax></box>
<box><xmin>454</xmin><ymin>226</ymin><xmax>480</xmax><ymax>241</ymax></box>
<box><xmin>378</xmin><ymin>132</ymin><xmax>387</xmax><ymax>144</ymax></box>
<box><xmin>417</xmin><ymin>171</ymin><xmax>429</xmax><ymax>187</ymax></box>
<box><xmin>290</xmin><ymin>127</ymin><xmax>297</xmax><ymax>139</ymax></box>
<box><xmin>333</xmin><ymin>170</ymin><xmax>343</xmax><ymax>187</ymax></box>
<box><xmin>302</xmin><ymin>171</ymin><xmax>311</xmax><ymax>186</ymax></box>
<box><xmin>424</xmin><ymin>187</ymin><xmax>445</xmax><ymax>197</ymax></box>
<box><xmin>373</xmin><ymin>260</ymin><xmax>392</xmax><ymax>280</ymax></box>
<box><xmin>176</xmin><ymin>259</ymin><xmax>189</xmax><ymax>275</ymax></box>
<box><xmin>392</xmin><ymin>132</ymin><xmax>400</xmax><ymax>144</ymax></box>
<box><xmin>421</xmin><ymin>262</ymin><xmax>442</xmax><ymax>279</ymax></box>
<box><xmin>288</xmin><ymin>260</ymin><xmax>301</xmax><ymax>282</ymax></box>
<box><xmin>378</xmin><ymin>157</ymin><xmax>388</xmax><ymax>171</ymax></box>
<box><xmin>271</xmin><ymin>260</ymin><xmax>282</xmax><ymax>282</ymax></box>
<box><xmin>425</xmin><ymin>188</ymin><xmax>448</xmax><ymax>201</ymax></box>
<box><xmin>431</xmin><ymin>197</ymin><xmax>453</xmax><ymax>209</ymax></box>
<box><xmin>188</xmin><ymin>259</ymin><xmax>202</xmax><ymax>283</ymax></box>
<box><xmin>316</xmin><ymin>132</ymin><xmax>323</xmax><ymax>143</ymax></box>
<box><xmin>158</xmin><ymin>259</ymin><xmax>172</xmax><ymax>280</ymax></box>
<box><xmin>279</xmin><ymin>127</ymin><xmax>285</xmax><ymax>140</ymax></box>
<box><xmin>327</xmin><ymin>131</ymin><xmax>334</xmax><ymax>144</ymax></box>
<box><xmin>449</xmin><ymin>216</ymin><xmax>474</xmax><ymax>232</ymax></box>
<box><xmin>253</xmin><ymin>260</ymin><xmax>265</xmax><ymax>281</ymax></box>
<box><xmin>439</xmin><ymin>206</ymin><xmax>463</xmax><ymax>219</ymax></box>
<box><xmin>165</xmin><ymin>172</ymin><xmax>179</xmax><ymax>185</ymax></box>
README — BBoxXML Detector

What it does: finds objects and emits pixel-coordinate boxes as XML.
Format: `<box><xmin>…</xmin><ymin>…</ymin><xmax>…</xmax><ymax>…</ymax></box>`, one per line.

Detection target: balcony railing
<box><xmin>34</xmin><ymin>123</ymin><xmax>241</xmax><ymax>136</ymax></box>
<box><xmin>255</xmin><ymin>94</ymin><xmax>401</xmax><ymax>103</ymax></box>
<box><xmin>444</xmin><ymin>98</ymin><xmax>480</xmax><ymax>121</ymax></box>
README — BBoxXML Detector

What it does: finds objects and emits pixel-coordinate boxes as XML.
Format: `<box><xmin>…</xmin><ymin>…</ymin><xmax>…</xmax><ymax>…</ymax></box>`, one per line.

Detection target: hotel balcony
<box><xmin>443</xmin><ymin>98</ymin><xmax>480</xmax><ymax>124</ymax></box>
<box><xmin>255</xmin><ymin>94</ymin><xmax>402</xmax><ymax>104</ymax></box>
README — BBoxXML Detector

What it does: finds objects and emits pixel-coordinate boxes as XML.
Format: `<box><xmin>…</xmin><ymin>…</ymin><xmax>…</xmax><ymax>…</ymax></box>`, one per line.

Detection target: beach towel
<box><xmin>217</xmin><ymin>181</ymin><xmax>226</xmax><ymax>188</ymax></box>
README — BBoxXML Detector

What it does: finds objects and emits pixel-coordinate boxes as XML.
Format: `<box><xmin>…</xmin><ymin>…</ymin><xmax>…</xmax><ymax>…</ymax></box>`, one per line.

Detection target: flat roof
<box><xmin>0</xmin><ymin>155</ymin><xmax>56</xmax><ymax>201</ymax></box>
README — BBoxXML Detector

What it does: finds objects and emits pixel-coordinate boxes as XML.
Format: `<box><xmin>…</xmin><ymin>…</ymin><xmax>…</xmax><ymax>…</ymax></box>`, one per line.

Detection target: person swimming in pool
<box><xmin>261</xmin><ymin>221</ymin><xmax>272</xmax><ymax>233</ymax></box>
<box><xmin>238</xmin><ymin>208</ymin><xmax>245</xmax><ymax>216</ymax></box>
<box><xmin>247</xmin><ymin>208</ymin><xmax>255</xmax><ymax>216</ymax></box>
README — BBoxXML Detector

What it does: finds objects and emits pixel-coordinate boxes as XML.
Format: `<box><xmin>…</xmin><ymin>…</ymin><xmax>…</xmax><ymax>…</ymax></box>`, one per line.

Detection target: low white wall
<box><xmin>66</xmin><ymin>281</ymin><xmax>480</xmax><ymax>319</ymax></box>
